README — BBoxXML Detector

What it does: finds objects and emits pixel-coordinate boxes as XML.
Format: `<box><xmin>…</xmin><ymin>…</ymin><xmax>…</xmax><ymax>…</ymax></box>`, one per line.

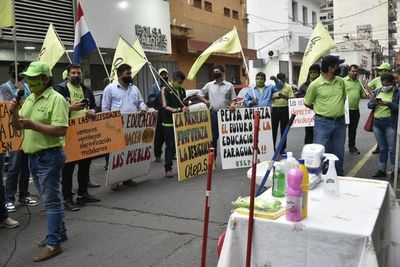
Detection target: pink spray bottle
<box><xmin>286</xmin><ymin>169</ymin><xmax>304</xmax><ymax>222</ymax></box>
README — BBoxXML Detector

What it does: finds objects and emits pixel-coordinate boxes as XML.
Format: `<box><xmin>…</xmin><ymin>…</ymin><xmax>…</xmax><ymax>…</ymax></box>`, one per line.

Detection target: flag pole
<box><xmin>12</xmin><ymin>0</ymin><xmax>18</xmax><ymax>84</ymax></box>
<box><xmin>52</xmin><ymin>23</ymin><xmax>72</xmax><ymax>63</ymax></box>
<box><xmin>240</xmin><ymin>47</ymin><xmax>256</xmax><ymax>101</ymax></box>
<box><xmin>147</xmin><ymin>63</ymin><xmax>161</xmax><ymax>92</ymax></box>
<box><xmin>96</xmin><ymin>46</ymin><xmax>110</xmax><ymax>78</ymax></box>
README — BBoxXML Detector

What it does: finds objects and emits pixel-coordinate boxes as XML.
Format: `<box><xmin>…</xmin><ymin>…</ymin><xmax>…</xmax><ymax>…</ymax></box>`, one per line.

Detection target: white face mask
<box><xmin>382</xmin><ymin>85</ymin><xmax>393</xmax><ymax>92</ymax></box>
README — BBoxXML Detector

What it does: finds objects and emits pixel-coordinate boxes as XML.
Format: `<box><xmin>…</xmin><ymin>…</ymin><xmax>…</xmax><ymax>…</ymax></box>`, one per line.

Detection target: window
<box><xmin>312</xmin><ymin>11</ymin><xmax>317</xmax><ymax>28</ymax></box>
<box><xmin>224</xmin><ymin>7</ymin><xmax>230</xmax><ymax>17</ymax></box>
<box><xmin>194</xmin><ymin>0</ymin><xmax>201</xmax><ymax>9</ymax></box>
<box><xmin>204</xmin><ymin>1</ymin><xmax>212</xmax><ymax>12</ymax></box>
<box><xmin>328</xmin><ymin>24</ymin><xmax>333</xmax><ymax>31</ymax></box>
<box><xmin>302</xmin><ymin>6</ymin><xmax>308</xmax><ymax>26</ymax></box>
<box><xmin>292</xmin><ymin>1</ymin><xmax>298</xmax><ymax>22</ymax></box>
<box><xmin>232</xmin><ymin>10</ymin><xmax>239</xmax><ymax>19</ymax></box>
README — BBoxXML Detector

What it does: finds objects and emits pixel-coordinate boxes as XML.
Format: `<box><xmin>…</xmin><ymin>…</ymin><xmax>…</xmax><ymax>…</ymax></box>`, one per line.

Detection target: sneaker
<box><xmin>111</xmin><ymin>183</ymin><xmax>120</xmax><ymax>191</ymax></box>
<box><xmin>122</xmin><ymin>180</ymin><xmax>138</xmax><ymax>187</ymax></box>
<box><xmin>0</xmin><ymin>217</ymin><xmax>19</xmax><ymax>228</ymax></box>
<box><xmin>33</xmin><ymin>246</ymin><xmax>62</xmax><ymax>262</ymax></box>
<box><xmin>103</xmin><ymin>165</ymin><xmax>108</xmax><ymax>170</ymax></box>
<box><xmin>63</xmin><ymin>199</ymin><xmax>80</xmax><ymax>211</ymax></box>
<box><xmin>165</xmin><ymin>171</ymin><xmax>173</xmax><ymax>178</ymax></box>
<box><xmin>5</xmin><ymin>202</ymin><xmax>16</xmax><ymax>212</ymax></box>
<box><xmin>349</xmin><ymin>147</ymin><xmax>360</xmax><ymax>155</ymax></box>
<box><xmin>18</xmin><ymin>196</ymin><xmax>39</xmax><ymax>206</ymax></box>
<box><xmin>76</xmin><ymin>193</ymin><xmax>101</xmax><ymax>204</ymax></box>
<box><xmin>155</xmin><ymin>157</ymin><xmax>162</xmax><ymax>162</ymax></box>
<box><xmin>372</xmin><ymin>170</ymin><xmax>386</xmax><ymax>178</ymax></box>
<box><xmin>372</xmin><ymin>146</ymin><xmax>380</xmax><ymax>154</ymax></box>
<box><xmin>38</xmin><ymin>235</ymin><xmax>68</xmax><ymax>247</ymax></box>
<box><xmin>87</xmin><ymin>181</ymin><xmax>100</xmax><ymax>188</ymax></box>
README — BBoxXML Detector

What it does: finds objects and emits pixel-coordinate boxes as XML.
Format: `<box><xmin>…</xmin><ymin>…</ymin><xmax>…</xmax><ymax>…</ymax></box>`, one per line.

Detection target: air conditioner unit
<box><xmin>252</xmin><ymin>59</ymin><xmax>265</xmax><ymax>68</ymax></box>
<box><xmin>267</xmin><ymin>49</ymin><xmax>279</xmax><ymax>57</ymax></box>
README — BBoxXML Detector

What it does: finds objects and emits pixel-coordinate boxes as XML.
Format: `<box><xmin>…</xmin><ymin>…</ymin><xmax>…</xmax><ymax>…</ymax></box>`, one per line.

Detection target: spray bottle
<box><xmin>298</xmin><ymin>159</ymin><xmax>309</xmax><ymax>219</ymax></box>
<box><xmin>286</xmin><ymin>169</ymin><xmax>303</xmax><ymax>222</ymax></box>
<box><xmin>323</xmin><ymin>153</ymin><xmax>340</xmax><ymax>196</ymax></box>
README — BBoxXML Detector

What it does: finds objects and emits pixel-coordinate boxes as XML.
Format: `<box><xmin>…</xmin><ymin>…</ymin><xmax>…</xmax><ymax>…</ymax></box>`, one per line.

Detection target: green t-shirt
<box><xmin>344</xmin><ymin>76</ymin><xmax>363</xmax><ymax>110</ymax></box>
<box><xmin>374</xmin><ymin>89</ymin><xmax>394</xmax><ymax>119</ymax></box>
<box><xmin>19</xmin><ymin>87</ymin><xmax>69</xmax><ymax>154</ymax></box>
<box><xmin>304</xmin><ymin>75</ymin><xmax>346</xmax><ymax>118</ymax></box>
<box><xmin>67</xmin><ymin>82</ymin><xmax>86</xmax><ymax>118</ymax></box>
<box><xmin>368</xmin><ymin>77</ymin><xmax>382</xmax><ymax>90</ymax></box>
<box><xmin>272</xmin><ymin>83</ymin><xmax>294</xmax><ymax>107</ymax></box>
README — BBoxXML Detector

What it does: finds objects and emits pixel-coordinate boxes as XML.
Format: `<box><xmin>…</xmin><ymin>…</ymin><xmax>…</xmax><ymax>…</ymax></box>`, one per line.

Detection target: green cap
<box><xmin>62</xmin><ymin>70</ymin><xmax>68</xmax><ymax>80</ymax></box>
<box><xmin>158</xmin><ymin>68</ymin><xmax>168</xmax><ymax>75</ymax></box>
<box><xmin>20</xmin><ymin>61</ymin><xmax>52</xmax><ymax>78</ymax></box>
<box><xmin>377</xmin><ymin>63</ymin><xmax>391</xmax><ymax>70</ymax></box>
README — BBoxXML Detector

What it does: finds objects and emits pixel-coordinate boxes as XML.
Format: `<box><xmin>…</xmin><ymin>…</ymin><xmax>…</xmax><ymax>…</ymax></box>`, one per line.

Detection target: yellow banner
<box><xmin>187</xmin><ymin>27</ymin><xmax>242</xmax><ymax>80</ymax></box>
<box><xmin>110</xmin><ymin>37</ymin><xmax>147</xmax><ymax>81</ymax></box>
<box><xmin>0</xmin><ymin>0</ymin><xmax>14</xmax><ymax>28</ymax></box>
<box><xmin>298</xmin><ymin>23</ymin><xmax>337</xmax><ymax>86</ymax></box>
<box><xmin>173</xmin><ymin>109</ymin><xmax>213</xmax><ymax>181</ymax></box>
<box><xmin>0</xmin><ymin>101</ymin><xmax>23</xmax><ymax>152</ymax></box>
<box><xmin>38</xmin><ymin>23</ymin><xmax>65</xmax><ymax>70</ymax></box>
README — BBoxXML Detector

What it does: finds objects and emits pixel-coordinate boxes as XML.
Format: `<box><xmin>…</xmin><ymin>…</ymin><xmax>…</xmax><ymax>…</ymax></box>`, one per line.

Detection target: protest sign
<box><xmin>106</xmin><ymin>111</ymin><xmax>157</xmax><ymax>186</ymax></box>
<box><xmin>218</xmin><ymin>107</ymin><xmax>274</xmax><ymax>169</ymax></box>
<box><xmin>0</xmin><ymin>101</ymin><xmax>23</xmax><ymax>152</ymax></box>
<box><xmin>173</xmin><ymin>109</ymin><xmax>213</xmax><ymax>181</ymax></box>
<box><xmin>64</xmin><ymin>111</ymin><xmax>125</xmax><ymax>162</ymax></box>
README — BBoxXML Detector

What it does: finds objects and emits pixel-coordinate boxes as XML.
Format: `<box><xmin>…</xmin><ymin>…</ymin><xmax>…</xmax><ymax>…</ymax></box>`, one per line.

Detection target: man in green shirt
<box><xmin>344</xmin><ymin>64</ymin><xmax>365</xmax><ymax>155</ymax></box>
<box><xmin>305</xmin><ymin>55</ymin><xmax>346</xmax><ymax>175</ymax></box>
<box><xmin>10</xmin><ymin>61</ymin><xmax>68</xmax><ymax>262</ymax></box>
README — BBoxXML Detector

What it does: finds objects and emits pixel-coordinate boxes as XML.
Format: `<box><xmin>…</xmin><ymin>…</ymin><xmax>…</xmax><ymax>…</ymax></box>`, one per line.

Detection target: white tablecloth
<box><xmin>218</xmin><ymin>177</ymin><xmax>400</xmax><ymax>267</ymax></box>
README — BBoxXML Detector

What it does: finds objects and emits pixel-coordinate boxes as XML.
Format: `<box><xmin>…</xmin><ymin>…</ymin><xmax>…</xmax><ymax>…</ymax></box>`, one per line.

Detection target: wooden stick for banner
<box><xmin>245</xmin><ymin>110</ymin><xmax>261</xmax><ymax>267</ymax></box>
<box><xmin>201</xmin><ymin>147</ymin><xmax>215</xmax><ymax>267</ymax></box>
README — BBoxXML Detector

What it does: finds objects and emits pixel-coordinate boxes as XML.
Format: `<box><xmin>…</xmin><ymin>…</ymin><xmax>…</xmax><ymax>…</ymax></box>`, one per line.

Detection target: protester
<box><xmin>10</xmin><ymin>61</ymin><xmax>68</xmax><ymax>261</ymax></box>
<box><xmin>200</xmin><ymin>65</ymin><xmax>235</xmax><ymax>160</ymax></box>
<box><xmin>102</xmin><ymin>63</ymin><xmax>147</xmax><ymax>190</ymax></box>
<box><xmin>368</xmin><ymin>73</ymin><xmax>399</xmax><ymax>180</ymax></box>
<box><xmin>305</xmin><ymin>55</ymin><xmax>347</xmax><ymax>176</ymax></box>
<box><xmin>297</xmin><ymin>64</ymin><xmax>320</xmax><ymax>144</ymax></box>
<box><xmin>271</xmin><ymin>73</ymin><xmax>294</xmax><ymax>154</ymax></box>
<box><xmin>343</xmin><ymin>64</ymin><xmax>365</xmax><ymax>155</ymax></box>
<box><xmin>54</xmin><ymin>64</ymin><xmax>100</xmax><ymax>211</ymax></box>
<box><xmin>243</xmin><ymin>72</ymin><xmax>283</xmax><ymax>108</ymax></box>
<box><xmin>160</xmin><ymin>70</ymin><xmax>189</xmax><ymax>178</ymax></box>
<box><xmin>0</xmin><ymin>63</ymin><xmax>39</xmax><ymax>212</ymax></box>
<box><xmin>367</xmin><ymin>62</ymin><xmax>392</xmax><ymax>154</ymax></box>
<box><xmin>147</xmin><ymin>68</ymin><xmax>169</xmax><ymax>162</ymax></box>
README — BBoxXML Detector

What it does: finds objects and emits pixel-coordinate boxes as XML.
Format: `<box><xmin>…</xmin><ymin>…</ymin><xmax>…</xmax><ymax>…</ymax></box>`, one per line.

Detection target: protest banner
<box><xmin>218</xmin><ymin>107</ymin><xmax>274</xmax><ymax>169</ymax></box>
<box><xmin>106</xmin><ymin>111</ymin><xmax>157</xmax><ymax>186</ymax></box>
<box><xmin>288</xmin><ymin>98</ymin><xmax>350</xmax><ymax>127</ymax></box>
<box><xmin>0</xmin><ymin>101</ymin><xmax>23</xmax><ymax>152</ymax></box>
<box><xmin>64</xmin><ymin>110</ymin><xmax>125</xmax><ymax>162</ymax></box>
<box><xmin>173</xmin><ymin>109</ymin><xmax>213</xmax><ymax>181</ymax></box>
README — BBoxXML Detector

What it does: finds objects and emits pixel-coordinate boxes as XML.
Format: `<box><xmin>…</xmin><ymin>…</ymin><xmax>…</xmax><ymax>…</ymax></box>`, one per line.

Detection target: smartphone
<box><xmin>80</xmin><ymin>98</ymin><xmax>89</xmax><ymax>105</ymax></box>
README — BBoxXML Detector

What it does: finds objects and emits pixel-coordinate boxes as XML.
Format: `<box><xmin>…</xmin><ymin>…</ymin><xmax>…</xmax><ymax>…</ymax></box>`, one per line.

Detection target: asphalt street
<box><xmin>1</xmin><ymin>99</ymin><xmax>397</xmax><ymax>266</ymax></box>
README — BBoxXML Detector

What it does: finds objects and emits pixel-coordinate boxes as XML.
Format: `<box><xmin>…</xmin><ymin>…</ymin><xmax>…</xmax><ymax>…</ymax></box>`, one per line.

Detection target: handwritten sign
<box><xmin>218</xmin><ymin>107</ymin><xmax>274</xmax><ymax>169</ymax></box>
<box><xmin>106</xmin><ymin>111</ymin><xmax>157</xmax><ymax>186</ymax></box>
<box><xmin>0</xmin><ymin>101</ymin><xmax>23</xmax><ymax>152</ymax></box>
<box><xmin>64</xmin><ymin>111</ymin><xmax>125</xmax><ymax>162</ymax></box>
<box><xmin>173</xmin><ymin>110</ymin><xmax>213</xmax><ymax>181</ymax></box>
<box><xmin>288</xmin><ymin>98</ymin><xmax>315</xmax><ymax>127</ymax></box>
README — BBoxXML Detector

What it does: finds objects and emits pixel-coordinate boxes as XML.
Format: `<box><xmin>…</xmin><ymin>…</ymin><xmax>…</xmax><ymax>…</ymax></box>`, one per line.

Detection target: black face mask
<box><xmin>122</xmin><ymin>76</ymin><xmax>133</xmax><ymax>84</ymax></box>
<box><xmin>214</xmin><ymin>73</ymin><xmax>222</xmax><ymax>80</ymax></box>
<box><xmin>334</xmin><ymin>67</ymin><xmax>341</xmax><ymax>76</ymax></box>
<box><xmin>70</xmin><ymin>76</ymin><xmax>81</xmax><ymax>85</ymax></box>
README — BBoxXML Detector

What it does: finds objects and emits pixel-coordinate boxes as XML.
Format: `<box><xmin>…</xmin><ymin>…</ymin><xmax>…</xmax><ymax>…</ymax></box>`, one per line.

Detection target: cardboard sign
<box><xmin>218</xmin><ymin>107</ymin><xmax>274</xmax><ymax>169</ymax></box>
<box><xmin>64</xmin><ymin>111</ymin><xmax>125</xmax><ymax>162</ymax></box>
<box><xmin>173</xmin><ymin>109</ymin><xmax>213</xmax><ymax>181</ymax></box>
<box><xmin>0</xmin><ymin>101</ymin><xmax>23</xmax><ymax>152</ymax></box>
<box><xmin>106</xmin><ymin>111</ymin><xmax>157</xmax><ymax>186</ymax></box>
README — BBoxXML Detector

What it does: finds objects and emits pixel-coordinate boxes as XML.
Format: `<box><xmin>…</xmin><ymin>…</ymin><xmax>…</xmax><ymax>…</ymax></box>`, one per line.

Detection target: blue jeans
<box><xmin>5</xmin><ymin>150</ymin><xmax>30</xmax><ymax>203</ymax></box>
<box><xmin>29</xmin><ymin>148</ymin><xmax>66</xmax><ymax>247</ymax></box>
<box><xmin>373</xmin><ymin>118</ymin><xmax>396</xmax><ymax>171</ymax></box>
<box><xmin>0</xmin><ymin>154</ymin><xmax>8</xmax><ymax>221</ymax></box>
<box><xmin>313</xmin><ymin>116</ymin><xmax>346</xmax><ymax>176</ymax></box>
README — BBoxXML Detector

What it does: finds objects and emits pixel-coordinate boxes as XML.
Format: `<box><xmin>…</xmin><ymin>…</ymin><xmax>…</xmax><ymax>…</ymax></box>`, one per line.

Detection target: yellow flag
<box><xmin>187</xmin><ymin>27</ymin><xmax>242</xmax><ymax>80</ymax></box>
<box><xmin>298</xmin><ymin>23</ymin><xmax>337</xmax><ymax>86</ymax></box>
<box><xmin>0</xmin><ymin>0</ymin><xmax>14</xmax><ymax>28</ymax></box>
<box><xmin>38</xmin><ymin>23</ymin><xmax>65</xmax><ymax>70</ymax></box>
<box><xmin>109</xmin><ymin>37</ymin><xmax>147</xmax><ymax>81</ymax></box>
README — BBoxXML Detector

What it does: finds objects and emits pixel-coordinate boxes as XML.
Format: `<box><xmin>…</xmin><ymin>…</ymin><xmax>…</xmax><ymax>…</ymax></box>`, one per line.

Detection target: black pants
<box><xmin>348</xmin><ymin>109</ymin><xmax>360</xmax><ymax>148</ymax></box>
<box><xmin>211</xmin><ymin>111</ymin><xmax>219</xmax><ymax>159</ymax></box>
<box><xmin>163</xmin><ymin>127</ymin><xmax>176</xmax><ymax>172</ymax></box>
<box><xmin>0</xmin><ymin>154</ymin><xmax>8</xmax><ymax>221</ymax></box>
<box><xmin>305</xmin><ymin>126</ymin><xmax>314</xmax><ymax>144</ymax></box>
<box><xmin>154</xmin><ymin>114</ymin><xmax>166</xmax><ymax>158</ymax></box>
<box><xmin>271</xmin><ymin>106</ymin><xmax>289</xmax><ymax>152</ymax></box>
<box><xmin>62</xmin><ymin>158</ymin><xmax>91</xmax><ymax>200</ymax></box>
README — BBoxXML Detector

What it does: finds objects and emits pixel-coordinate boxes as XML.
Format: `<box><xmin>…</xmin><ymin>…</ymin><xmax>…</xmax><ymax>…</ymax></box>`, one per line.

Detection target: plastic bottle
<box><xmin>323</xmin><ymin>153</ymin><xmax>340</xmax><ymax>196</ymax></box>
<box><xmin>286</xmin><ymin>152</ymin><xmax>299</xmax><ymax>170</ymax></box>
<box><xmin>272</xmin><ymin>164</ymin><xmax>285</xmax><ymax>197</ymax></box>
<box><xmin>298</xmin><ymin>159</ymin><xmax>309</xmax><ymax>219</ymax></box>
<box><xmin>280</xmin><ymin>154</ymin><xmax>289</xmax><ymax>190</ymax></box>
<box><xmin>286</xmin><ymin>169</ymin><xmax>304</xmax><ymax>222</ymax></box>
